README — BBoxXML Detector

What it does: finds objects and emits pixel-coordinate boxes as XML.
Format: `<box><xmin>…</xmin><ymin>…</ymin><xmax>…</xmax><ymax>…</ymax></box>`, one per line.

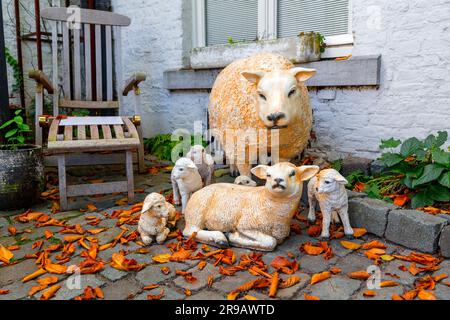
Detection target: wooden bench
<box><xmin>47</xmin><ymin>116</ymin><xmax>141</xmax><ymax>210</ymax></box>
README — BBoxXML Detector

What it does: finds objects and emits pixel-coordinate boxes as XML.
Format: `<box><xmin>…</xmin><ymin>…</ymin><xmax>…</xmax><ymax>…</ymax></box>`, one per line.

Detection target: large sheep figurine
<box><xmin>183</xmin><ymin>163</ymin><xmax>319</xmax><ymax>251</ymax></box>
<box><xmin>209</xmin><ymin>53</ymin><xmax>316</xmax><ymax>177</ymax></box>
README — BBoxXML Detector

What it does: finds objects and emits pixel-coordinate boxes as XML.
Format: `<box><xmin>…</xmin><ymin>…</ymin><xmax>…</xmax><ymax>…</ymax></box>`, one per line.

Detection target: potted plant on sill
<box><xmin>297</xmin><ymin>31</ymin><xmax>326</xmax><ymax>63</ymax></box>
<box><xmin>0</xmin><ymin>110</ymin><xmax>45</xmax><ymax>210</ymax></box>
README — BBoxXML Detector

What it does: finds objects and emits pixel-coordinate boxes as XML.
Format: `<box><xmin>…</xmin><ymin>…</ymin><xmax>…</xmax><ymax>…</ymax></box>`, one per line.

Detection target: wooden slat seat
<box><xmin>47</xmin><ymin>138</ymin><xmax>141</xmax><ymax>154</ymax></box>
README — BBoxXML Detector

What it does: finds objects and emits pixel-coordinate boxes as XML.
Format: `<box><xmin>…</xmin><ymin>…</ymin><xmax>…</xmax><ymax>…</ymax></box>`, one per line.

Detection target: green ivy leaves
<box><xmin>0</xmin><ymin>110</ymin><xmax>31</xmax><ymax>148</ymax></box>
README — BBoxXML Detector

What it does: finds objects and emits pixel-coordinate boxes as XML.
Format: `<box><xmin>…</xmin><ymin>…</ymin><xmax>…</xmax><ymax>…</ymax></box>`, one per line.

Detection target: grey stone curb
<box><xmin>348</xmin><ymin>192</ymin><xmax>449</xmax><ymax>256</ymax></box>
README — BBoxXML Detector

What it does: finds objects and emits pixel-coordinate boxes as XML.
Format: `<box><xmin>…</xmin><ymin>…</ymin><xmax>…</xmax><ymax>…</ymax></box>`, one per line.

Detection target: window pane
<box><xmin>277</xmin><ymin>0</ymin><xmax>349</xmax><ymax>38</ymax></box>
<box><xmin>206</xmin><ymin>0</ymin><xmax>258</xmax><ymax>46</ymax></box>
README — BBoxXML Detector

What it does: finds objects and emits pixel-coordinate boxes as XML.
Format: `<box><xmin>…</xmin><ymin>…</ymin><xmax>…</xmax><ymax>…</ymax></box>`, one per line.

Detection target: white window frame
<box><xmin>192</xmin><ymin>0</ymin><xmax>353</xmax><ymax>48</ymax></box>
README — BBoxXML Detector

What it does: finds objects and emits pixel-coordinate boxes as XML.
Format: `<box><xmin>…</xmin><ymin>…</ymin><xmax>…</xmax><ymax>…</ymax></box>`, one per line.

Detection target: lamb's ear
<box><xmin>289</xmin><ymin>67</ymin><xmax>316</xmax><ymax>83</ymax></box>
<box><xmin>335</xmin><ymin>173</ymin><xmax>349</xmax><ymax>185</ymax></box>
<box><xmin>241</xmin><ymin>71</ymin><xmax>266</xmax><ymax>85</ymax></box>
<box><xmin>297</xmin><ymin>165</ymin><xmax>320</xmax><ymax>182</ymax></box>
<box><xmin>187</xmin><ymin>162</ymin><xmax>198</xmax><ymax>170</ymax></box>
<box><xmin>251</xmin><ymin>165</ymin><xmax>270</xmax><ymax>180</ymax></box>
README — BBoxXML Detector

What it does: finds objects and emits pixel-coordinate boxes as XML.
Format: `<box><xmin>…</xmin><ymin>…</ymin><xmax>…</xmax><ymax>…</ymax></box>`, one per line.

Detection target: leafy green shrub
<box><xmin>144</xmin><ymin>134</ymin><xmax>208</xmax><ymax>162</ymax></box>
<box><xmin>0</xmin><ymin>110</ymin><xmax>32</xmax><ymax>148</ymax></box>
<box><xmin>378</xmin><ymin>131</ymin><xmax>449</xmax><ymax>208</ymax></box>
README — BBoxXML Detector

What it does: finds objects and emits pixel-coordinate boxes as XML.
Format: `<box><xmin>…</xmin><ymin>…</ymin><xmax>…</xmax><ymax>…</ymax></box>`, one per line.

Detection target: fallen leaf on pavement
<box><xmin>22</xmin><ymin>268</ymin><xmax>47</xmax><ymax>283</ymax></box>
<box><xmin>111</xmin><ymin>252</ymin><xmax>145</xmax><ymax>271</ymax></box>
<box><xmin>348</xmin><ymin>271</ymin><xmax>371</xmax><ymax>280</ymax></box>
<box><xmin>40</xmin><ymin>285</ymin><xmax>61</xmax><ymax>300</ymax></box>
<box><xmin>418</xmin><ymin>290</ymin><xmax>436</xmax><ymax>300</ymax></box>
<box><xmin>380</xmin><ymin>281</ymin><xmax>400</xmax><ymax>288</ymax></box>
<box><xmin>353</xmin><ymin>228</ymin><xmax>367</xmax><ymax>238</ymax></box>
<box><xmin>362</xmin><ymin>240</ymin><xmax>387</xmax><ymax>250</ymax></box>
<box><xmin>279</xmin><ymin>276</ymin><xmax>301</xmax><ymax>289</ymax></box>
<box><xmin>330</xmin><ymin>267</ymin><xmax>342</xmax><ymax>275</ymax></box>
<box><xmin>363</xmin><ymin>290</ymin><xmax>377</xmax><ymax>297</ymax></box>
<box><xmin>311</xmin><ymin>271</ymin><xmax>331</xmax><ymax>285</ymax></box>
<box><xmin>44</xmin><ymin>230</ymin><xmax>54</xmax><ymax>239</ymax></box>
<box><xmin>268</xmin><ymin>272</ymin><xmax>279</xmax><ymax>298</ymax></box>
<box><xmin>307</xmin><ymin>225</ymin><xmax>322</xmax><ymax>237</ymax></box>
<box><xmin>302</xmin><ymin>243</ymin><xmax>325</xmax><ymax>255</ymax></box>
<box><xmin>340</xmin><ymin>241</ymin><xmax>361</xmax><ymax>250</ymax></box>
<box><xmin>152</xmin><ymin>253</ymin><xmax>172</xmax><ymax>264</ymax></box>
<box><xmin>147</xmin><ymin>289</ymin><xmax>165</xmax><ymax>300</ymax></box>
<box><xmin>0</xmin><ymin>290</ymin><xmax>10</xmax><ymax>295</ymax></box>
<box><xmin>8</xmin><ymin>226</ymin><xmax>17</xmax><ymax>236</ymax></box>
<box><xmin>0</xmin><ymin>245</ymin><xmax>14</xmax><ymax>264</ymax></box>
<box><xmin>304</xmin><ymin>294</ymin><xmax>320</xmax><ymax>300</ymax></box>
<box><xmin>243</xmin><ymin>295</ymin><xmax>258</xmax><ymax>300</ymax></box>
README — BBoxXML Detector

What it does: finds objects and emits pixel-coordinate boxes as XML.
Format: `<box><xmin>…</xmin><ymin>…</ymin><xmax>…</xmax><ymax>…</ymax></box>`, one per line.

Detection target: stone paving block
<box><xmin>433</xmin><ymin>260</ymin><xmax>450</xmax><ymax>278</ymax></box>
<box><xmin>0</xmin><ymin>279</ymin><xmax>36</xmax><ymax>300</ymax></box>
<box><xmin>308</xmin><ymin>276</ymin><xmax>361</xmax><ymax>300</ymax></box>
<box><xmin>337</xmin><ymin>254</ymin><xmax>374</xmax><ymax>275</ymax></box>
<box><xmin>97</xmin><ymin>228</ymin><xmax>124</xmax><ymax>246</ymax></box>
<box><xmin>100</xmin><ymin>266</ymin><xmax>128</xmax><ymax>282</ymax></box>
<box><xmin>53</xmin><ymin>275</ymin><xmax>105</xmax><ymax>300</ymax></box>
<box><xmin>277</xmin><ymin>272</ymin><xmax>310</xmax><ymax>299</ymax></box>
<box><xmin>52</xmin><ymin>211</ymin><xmax>85</xmax><ymax>222</ymax></box>
<box><xmin>439</xmin><ymin>226</ymin><xmax>450</xmax><ymax>258</ymax></box>
<box><xmin>0</xmin><ymin>236</ymin><xmax>17</xmax><ymax>247</ymax></box>
<box><xmin>348</xmin><ymin>198</ymin><xmax>395</xmax><ymax>237</ymax></box>
<box><xmin>0</xmin><ymin>259</ymin><xmax>40</xmax><ymax>286</ymax></box>
<box><xmin>135</xmin><ymin>262</ymin><xmax>190</xmax><ymax>285</ymax></box>
<box><xmin>385</xmin><ymin>210</ymin><xmax>447</xmax><ymax>253</ymax></box>
<box><xmin>329</xmin><ymin>239</ymin><xmax>364</xmax><ymax>258</ymax></box>
<box><xmin>355</xmin><ymin>285</ymin><xmax>404</xmax><ymax>300</ymax></box>
<box><xmin>173</xmin><ymin>262</ymin><xmax>223</xmax><ymax>292</ymax></box>
<box><xmin>134</xmin><ymin>285</ymin><xmax>185</xmax><ymax>300</ymax></box>
<box><xmin>346</xmin><ymin>190</ymin><xmax>367</xmax><ymax>199</ymax></box>
<box><xmin>186</xmin><ymin>290</ymin><xmax>225</xmax><ymax>300</ymax></box>
<box><xmin>101</xmin><ymin>278</ymin><xmax>142</xmax><ymax>300</ymax></box>
<box><xmin>382</xmin><ymin>260</ymin><xmax>416</xmax><ymax>286</ymax></box>
<box><xmin>212</xmin><ymin>271</ymin><xmax>256</xmax><ymax>293</ymax></box>
<box><xmin>0</xmin><ymin>217</ymin><xmax>8</xmax><ymax>230</ymax></box>
<box><xmin>298</xmin><ymin>255</ymin><xmax>338</xmax><ymax>273</ymax></box>
<box><xmin>434</xmin><ymin>284</ymin><xmax>450</xmax><ymax>300</ymax></box>
<box><xmin>277</xmin><ymin>234</ymin><xmax>314</xmax><ymax>258</ymax></box>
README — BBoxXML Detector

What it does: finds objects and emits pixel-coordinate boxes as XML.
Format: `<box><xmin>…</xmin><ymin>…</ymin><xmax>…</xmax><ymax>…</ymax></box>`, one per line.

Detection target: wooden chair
<box><xmin>29</xmin><ymin>7</ymin><xmax>147</xmax><ymax>210</ymax></box>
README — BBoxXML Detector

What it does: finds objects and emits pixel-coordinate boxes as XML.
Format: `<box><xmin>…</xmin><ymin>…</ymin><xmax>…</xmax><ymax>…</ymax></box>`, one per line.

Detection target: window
<box><xmin>192</xmin><ymin>0</ymin><xmax>352</xmax><ymax>48</ymax></box>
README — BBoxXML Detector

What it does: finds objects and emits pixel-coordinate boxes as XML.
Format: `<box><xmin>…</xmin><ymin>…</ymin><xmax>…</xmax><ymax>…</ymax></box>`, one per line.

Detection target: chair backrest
<box><xmin>41</xmin><ymin>7</ymin><xmax>131</xmax><ymax>116</ymax></box>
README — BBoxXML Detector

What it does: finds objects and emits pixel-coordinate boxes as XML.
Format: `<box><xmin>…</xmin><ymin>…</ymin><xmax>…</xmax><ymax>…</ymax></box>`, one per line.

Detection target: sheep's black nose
<box><xmin>275</xmin><ymin>178</ymin><xmax>284</xmax><ymax>184</ymax></box>
<box><xmin>267</xmin><ymin>112</ymin><xmax>286</xmax><ymax>123</ymax></box>
<box><xmin>316</xmin><ymin>188</ymin><xmax>319</xmax><ymax>192</ymax></box>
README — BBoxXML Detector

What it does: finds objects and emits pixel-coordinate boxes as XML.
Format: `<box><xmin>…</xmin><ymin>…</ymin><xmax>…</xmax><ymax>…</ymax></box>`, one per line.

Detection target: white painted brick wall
<box><xmin>1</xmin><ymin>0</ymin><xmax>440</xmax><ymax>160</ymax></box>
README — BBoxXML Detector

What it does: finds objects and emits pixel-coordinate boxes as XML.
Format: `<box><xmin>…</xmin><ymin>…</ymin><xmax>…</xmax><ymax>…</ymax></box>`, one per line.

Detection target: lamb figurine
<box><xmin>234</xmin><ymin>175</ymin><xmax>257</xmax><ymax>187</ymax></box>
<box><xmin>186</xmin><ymin>145</ymin><xmax>215</xmax><ymax>186</ymax></box>
<box><xmin>307</xmin><ymin>169</ymin><xmax>354</xmax><ymax>240</ymax></box>
<box><xmin>171</xmin><ymin>158</ymin><xmax>203</xmax><ymax>213</ymax></box>
<box><xmin>138</xmin><ymin>193</ymin><xmax>176</xmax><ymax>245</ymax></box>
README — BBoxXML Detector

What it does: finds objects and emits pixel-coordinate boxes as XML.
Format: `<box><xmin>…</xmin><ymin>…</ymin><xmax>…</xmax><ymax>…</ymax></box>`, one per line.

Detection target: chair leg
<box><xmin>126</xmin><ymin>150</ymin><xmax>135</xmax><ymax>204</ymax></box>
<box><xmin>137</xmin><ymin>126</ymin><xmax>146</xmax><ymax>174</ymax></box>
<box><xmin>58</xmin><ymin>155</ymin><xmax>68</xmax><ymax>211</ymax></box>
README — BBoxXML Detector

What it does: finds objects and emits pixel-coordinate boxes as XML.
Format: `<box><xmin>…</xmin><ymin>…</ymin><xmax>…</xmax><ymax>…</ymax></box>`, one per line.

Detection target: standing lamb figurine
<box><xmin>171</xmin><ymin>158</ymin><xmax>203</xmax><ymax>213</ymax></box>
<box><xmin>186</xmin><ymin>145</ymin><xmax>215</xmax><ymax>186</ymax></box>
<box><xmin>138</xmin><ymin>193</ymin><xmax>174</xmax><ymax>245</ymax></box>
<box><xmin>307</xmin><ymin>169</ymin><xmax>354</xmax><ymax>240</ymax></box>
<box><xmin>234</xmin><ymin>175</ymin><xmax>257</xmax><ymax>187</ymax></box>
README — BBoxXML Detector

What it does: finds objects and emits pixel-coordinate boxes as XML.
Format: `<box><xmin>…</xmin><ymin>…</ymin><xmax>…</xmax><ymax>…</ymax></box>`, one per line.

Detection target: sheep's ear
<box><xmin>241</xmin><ymin>71</ymin><xmax>266</xmax><ymax>85</ymax></box>
<box><xmin>297</xmin><ymin>165</ymin><xmax>320</xmax><ymax>182</ymax></box>
<box><xmin>251</xmin><ymin>165</ymin><xmax>270</xmax><ymax>180</ymax></box>
<box><xmin>187</xmin><ymin>163</ymin><xmax>198</xmax><ymax>170</ymax></box>
<box><xmin>289</xmin><ymin>67</ymin><xmax>316</xmax><ymax>83</ymax></box>
<box><xmin>335</xmin><ymin>173</ymin><xmax>349</xmax><ymax>185</ymax></box>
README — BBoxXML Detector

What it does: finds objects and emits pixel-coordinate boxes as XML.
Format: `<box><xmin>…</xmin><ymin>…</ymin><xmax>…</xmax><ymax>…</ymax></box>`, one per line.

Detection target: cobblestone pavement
<box><xmin>1</xmin><ymin>160</ymin><xmax>449</xmax><ymax>301</ymax></box>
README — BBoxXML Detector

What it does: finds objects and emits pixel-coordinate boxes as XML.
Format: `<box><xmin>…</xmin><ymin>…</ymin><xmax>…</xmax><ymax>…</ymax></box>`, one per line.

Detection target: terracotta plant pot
<box><xmin>297</xmin><ymin>32</ymin><xmax>322</xmax><ymax>63</ymax></box>
<box><xmin>0</xmin><ymin>145</ymin><xmax>45</xmax><ymax>210</ymax></box>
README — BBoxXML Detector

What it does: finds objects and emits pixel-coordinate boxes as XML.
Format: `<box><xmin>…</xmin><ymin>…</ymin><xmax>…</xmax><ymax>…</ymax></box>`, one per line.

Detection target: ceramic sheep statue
<box><xmin>171</xmin><ymin>158</ymin><xmax>203</xmax><ymax>213</ymax></box>
<box><xmin>183</xmin><ymin>163</ymin><xmax>319</xmax><ymax>251</ymax></box>
<box><xmin>138</xmin><ymin>193</ymin><xmax>176</xmax><ymax>245</ymax></box>
<box><xmin>307</xmin><ymin>169</ymin><xmax>354</xmax><ymax>240</ymax></box>
<box><xmin>209</xmin><ymin>52</ymin><xmax>316</xmax><ymax>177</ymax></box>
<box><xmin>234</xmin><ymin>175</ymin><xmax>257</xmax><ymax>187</ymax></box>
<box><xmin>186</xmin><ymin>145</ymin><xmax>215</xmax><ymax>187</ymax></box>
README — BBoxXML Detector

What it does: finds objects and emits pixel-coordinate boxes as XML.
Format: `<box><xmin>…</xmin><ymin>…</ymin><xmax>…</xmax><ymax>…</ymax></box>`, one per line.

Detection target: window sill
<box><xmin>164</xmin><ymin>55</ymin><xmax>381</xmax><ymax>90</ymax></box>
<box><xmin>190</xmin><ymin>35</ymin><xmax>354</xmax><ymax>70</ymax></box>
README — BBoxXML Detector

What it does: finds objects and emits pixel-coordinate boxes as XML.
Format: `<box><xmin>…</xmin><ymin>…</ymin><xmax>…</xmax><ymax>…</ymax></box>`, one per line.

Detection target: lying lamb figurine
<box><xmin>171</xmin><ymin>158</ymin><xmax>203</xmax><ymax>213</ymax></box>
<box><xmin>186</xmin><ymin>145</ymin><xmax>215</xmax><ymax>186</ymax></box>
<box><xmin>138</xmin><ymin>193</ymin><xmax>176</xmax><ymax>245</ymax></box>
<box><xmin>234</xmin><ymin>175</ymin><xmax>257</xmax><ymax>187</ymax></box>
<box><xmin>307</xmin><ymin>169</ymin><xmax>354</xmax><ymax>240</ymax></box>
<box><xmin>183</xmin><ymin>163</ymin><xmax>319</xmax><ymax>251</ymax></box>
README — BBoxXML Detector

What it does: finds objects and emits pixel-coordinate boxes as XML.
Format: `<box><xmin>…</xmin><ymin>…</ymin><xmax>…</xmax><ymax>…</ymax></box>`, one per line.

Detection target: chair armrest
<box><xmin>29</xmin><ymin>69</ymin><xmax>54</xmax><ymax>94</ymax></box>
<box><xmin>123</xmin><ymin>72</ymin><xmax>146</xmax><ymax>96</ymax></box>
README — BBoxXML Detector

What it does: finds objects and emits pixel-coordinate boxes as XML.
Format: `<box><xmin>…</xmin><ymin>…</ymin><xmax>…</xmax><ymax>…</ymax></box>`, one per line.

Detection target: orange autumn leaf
<box><xmin>311</xmin><ymin>271</ymin><xmax>331</xmax><ymax>285</ymax></box>
<box><xmin>45</xmin><ymin>263</ymin><xmax>68</xmax><ymax>275</ymax></box>
<box><xmin>348</xmin><ymin>271</ymin><xmax>371</xmax><ymax>280</ymax></box>
<box><xmin>304</xmin><ymin>294</ymin><xmax>320</xmax><ymax>300</ymax></box>
<box><xmin>418</xmin><ymin>290</ymin><xmax>436</xmax><ymax>301</ymax></box>
<box><xmin>307</xmin><ymin>225</ymin><xmax>322</xmax><ymax>237</ymax></box>
<box><xmin>303</xmin><ymin>243</ymin><xmax>325</xmax><ymax>255</ymax></box>
<box><xmin>111</xmin><ymin>252</ymin><xmax>145</xmax><ymax>271</ymax></box>
<box><xmin>143</xmin><ymin>284</ymin><xmax>160</xmax><ymax>290</ymax></box>
<box><xmin>340</xmin><ymin>241</ymin><xmax>362</xmax><ymax>250</ymax></box>
<box><xmin>380</xmin><ymin>281</ymin><xmax>400</xmax><ymax>288</ymax></box>
<box><xmin>280</xmin><ymin>276</ymin><xmax>301</xmax><ymax>289</ymax></box>
<box><xmin>29</xmin><ymin>285</ymin><xmax>48</xmax><ymax>297</ymax></box>
<box><xmin>433</xmin><ymin>274</ymin><xmax>448</xmax><ymax>282</ymax></box>
<box><xmin>402</xmin><ymin>290</ymin><xmax>419</xmax><ymax>300</ymax></box>
<box><xmin>365</xmin><ymin>248</ymin><xmax>386</xmax><ymax>260</ymax></box>
<box><xmin>361</xmin><ymin>240</ymin><xmax>387</xmax><ymax>250</ymax></box>
<box><xmin>352</xmin><ymin>228</ymin><xmax>367</xmax><ymax>238</ymax></box>
<box><xmin>0</xmin><ymin>245</ymin><xmax>14</xmax><ymax>264</ymax></box>
<box><xmin>269</xmin><ymin>272</ymin><xmax>279</xmax><ymax>298</ymax></box>
<box><xmin>243</xmin><ymin>295</ymin><xmax>258</xmax><ymax>300</ymax></box>
<box><xmin>152</xmin><ymin>253</ymin><xmax>172</xmax><ymax>264</ymax></box>
<box><xmin>64</xmin><ymin>235</ymin><xmax>84</xmax><ymax>243</ymax></box>
<box><xmin>87</xmin><ymin>228</ymin><xmax>106</xmax><ymax>235</ymax></box>
<box><xmin>391</xmin><ymin>294</ymin><xmax>404</xmax><ymax>300</ymax></box>
<box><xmin>161</xmin><ymin>267</ymin><xmax>171</xmax><ymax>275</ymax></box>
<box><xmin>208</xmin><ymin>275</ymin><xmax>214</xmax><ymax>288</ymax></box>
<box><xmin>94</xmin><ymin>287</ymin><xmax>104</xmax><ymax>299</ymax></box>
<box><xmin>37</xmin><ymin>276</ymin><xmax>59</xmax><ymax>286</ymax></box>
<box><xmin>363</xmin><ymin>290</ymin><xmax>377</xmax><ymax>298</ymax></box>
<box><xmin>22</xmin><ymin>268</ymin><xmax>47</xmax><ymax>283</ymax></box>
<box><xmin>394</xmin><ymin>195</ymin><xmax>409</xmax><ymax>207</ymax></box>
<box><xmin>44</xmin><ymin>230</ymin><xmax>54</xmax><ymax>239</ymax></box>
<box><xmin>8</xmin><ymin>226</ymin><xmax>17</xmax><ymax>236</ymax></box>
<box><xmin>40</xmin><ymin>285</ymin><xmax>61</xmax><ymax>300</ymax></box>
<box><xmin>227</xmin><ymin>291</ymin><xmax>239</xmax><ymax>300</ymax></box>
<box><xmin>184</xmin><ymin>288</ymin><xmax>192</xmax><ymax>297</ymax></box>
<box><xmin>86</xmin><ymin>204</ymin><xmax>98</xmax><ymax>212</ymax></box>
<box><xmin>170</xmin><ymin>248</ymin><xmax>192</xmax><ymax>262</ymax></box>
<box><xmin>198</xmin><ymin>261</ymin><xmax>207</xmax><ymax>270</ymax></box>
<box><xmin>330</xmin><ymin>267</ymin><xmax>342</xmax><ymax>275</ymax></box>
<box><xmin>0</xmin><ymin>290</ymin><xmax>10</xmax><ymax>295</ymax></box>
<box><xmin>353</xmin><ymin>182</ymin><xmax>366</xmax><ymax>193</ymax></box>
